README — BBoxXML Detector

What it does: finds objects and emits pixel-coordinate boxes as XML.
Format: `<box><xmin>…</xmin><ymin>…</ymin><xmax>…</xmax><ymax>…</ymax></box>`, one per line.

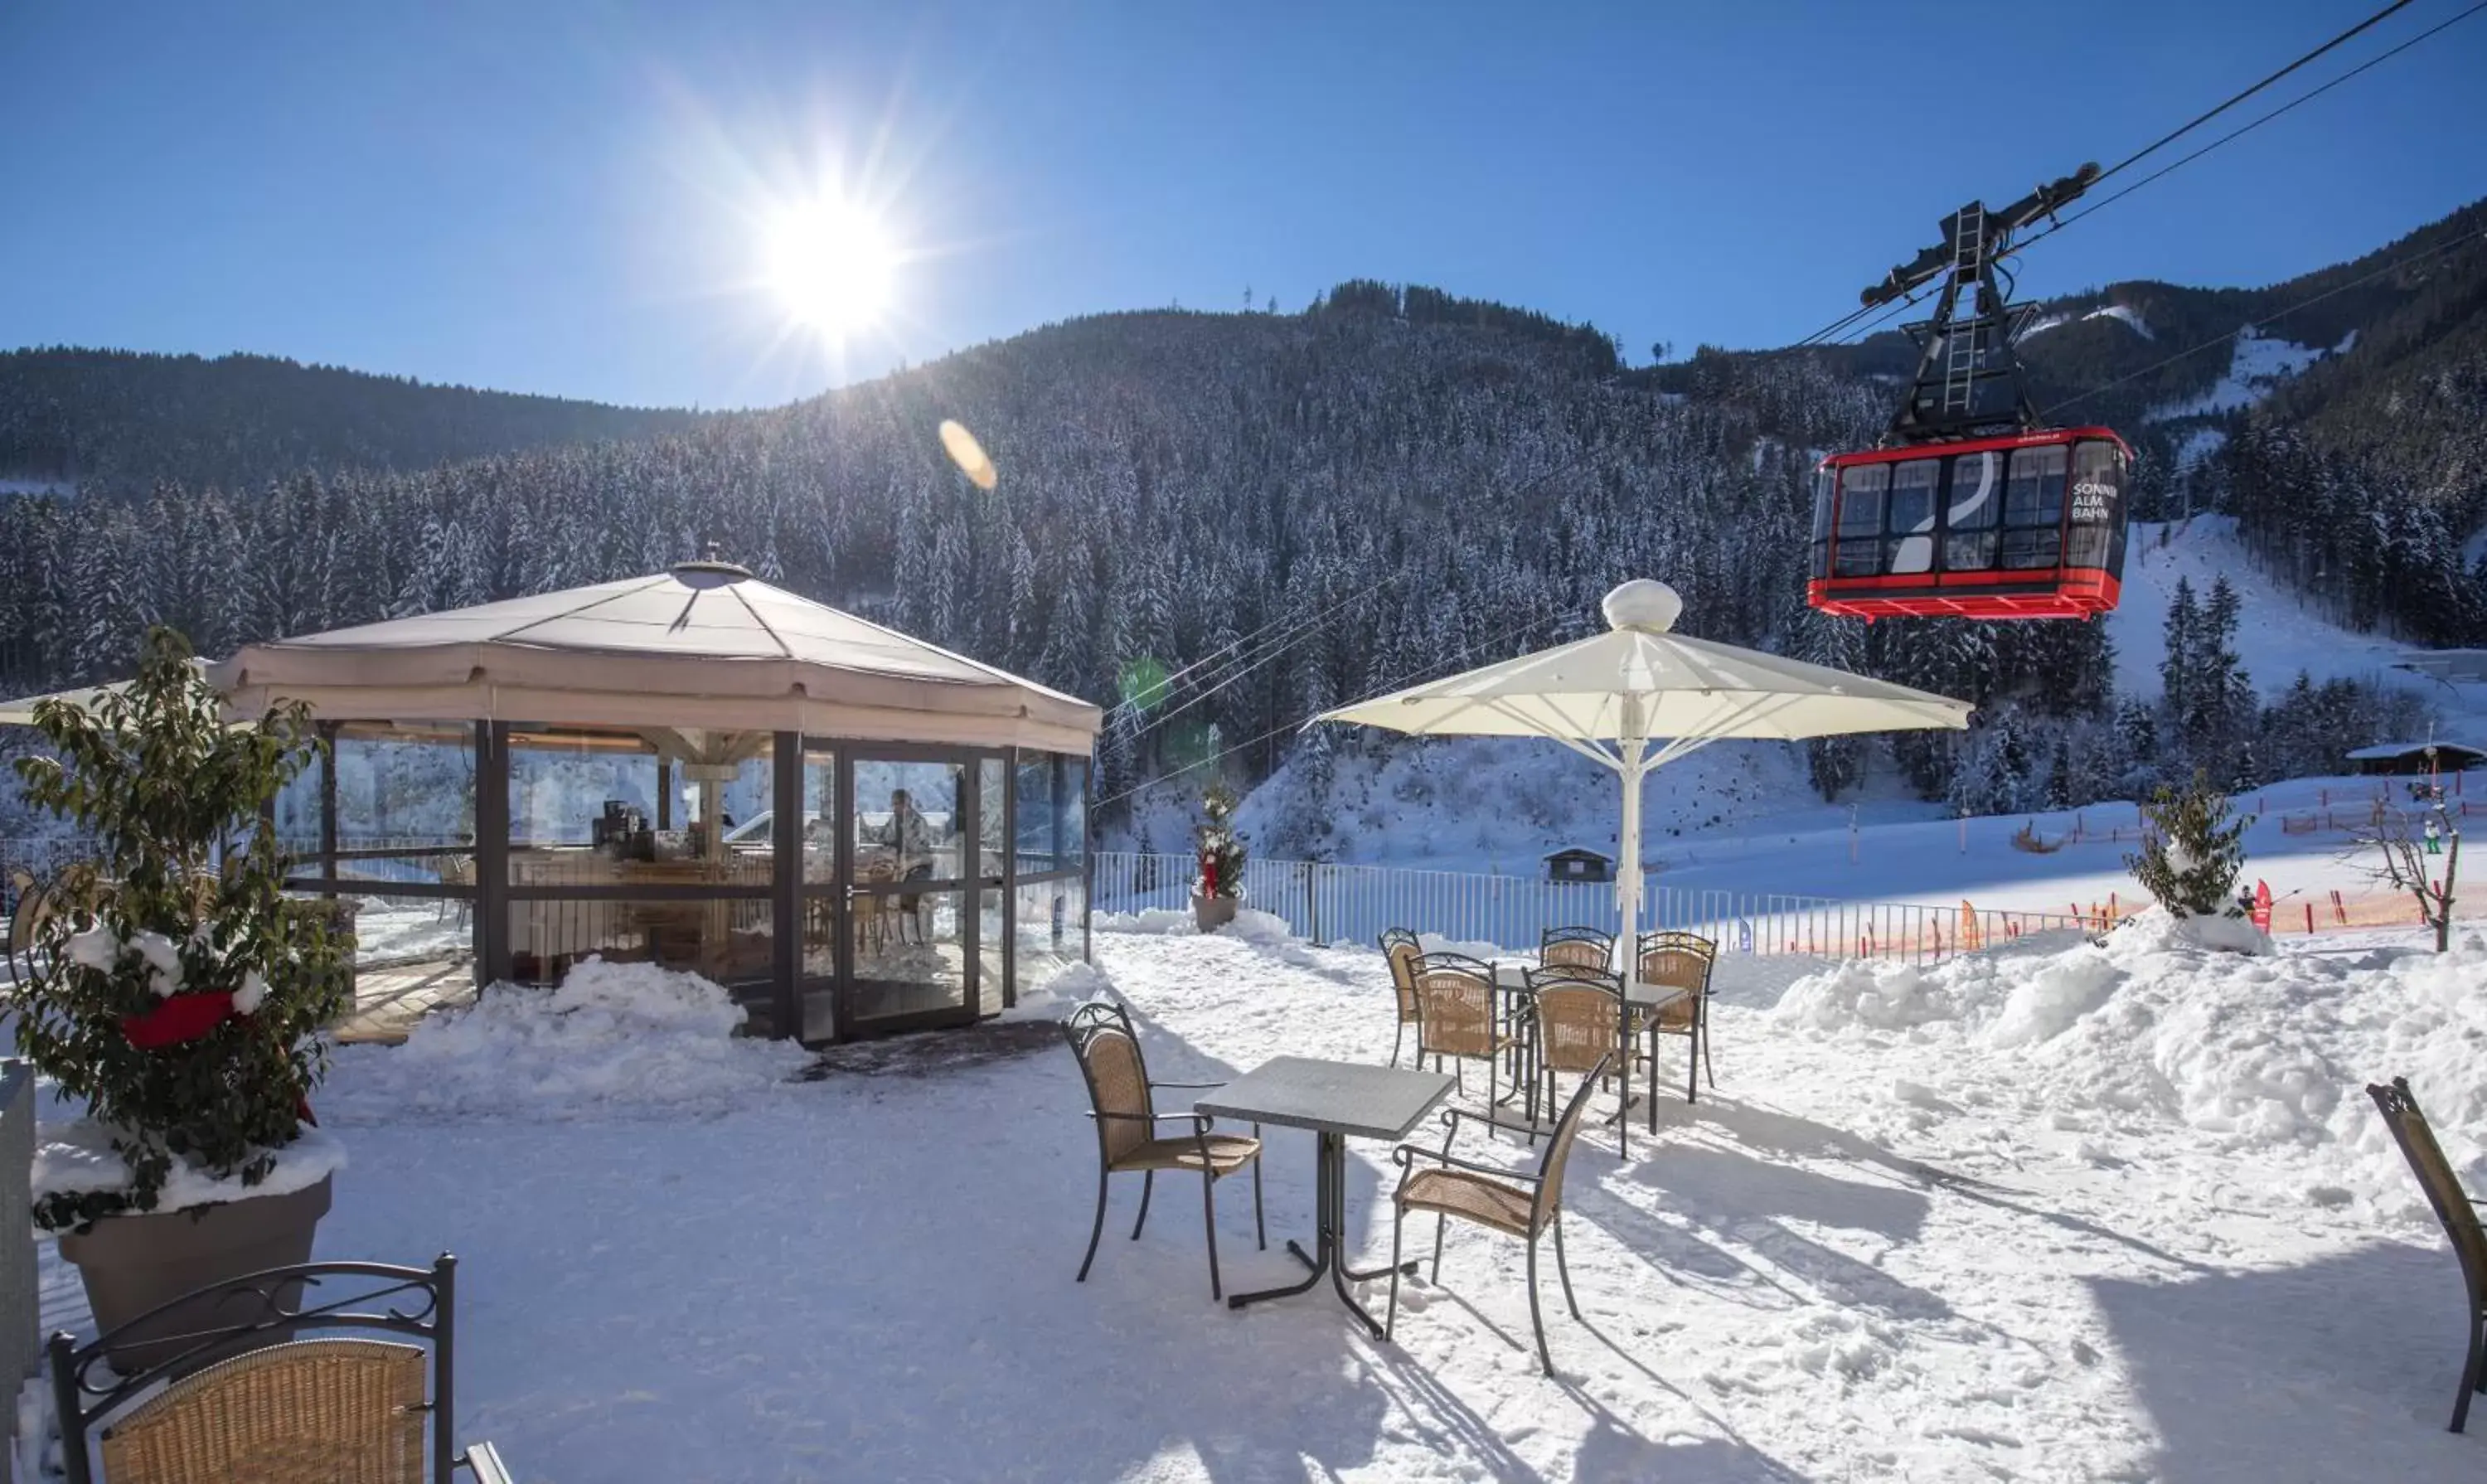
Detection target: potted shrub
<box><xmin>1192</xmin><ymin>780</ymin><xmax>1247</xmax><ymax>932</ymax></box>
<box><xmin>12</xmin><ymin>628</ymin><xmax>351</xmax><ymax>1366</ymax></box>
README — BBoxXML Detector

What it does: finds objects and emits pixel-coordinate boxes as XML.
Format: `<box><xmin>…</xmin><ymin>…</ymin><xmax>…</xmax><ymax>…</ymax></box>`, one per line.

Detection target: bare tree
<box><xmin>2347</xmin><ymin>794</ymin><xmax>2461</xmax><ymax>953</ymax></box>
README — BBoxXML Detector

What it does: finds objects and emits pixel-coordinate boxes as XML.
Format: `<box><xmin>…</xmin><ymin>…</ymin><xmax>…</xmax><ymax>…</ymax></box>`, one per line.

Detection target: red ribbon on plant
<box><xmin>120</xmin><ymin>991</ymin><xmax>235</xmax><ymax>1049</ymax></box>
<box><xmin>119</xmin><ymin>992</ymin><xmax>317</xmax><ymax>1127</ymax></box>
<box><xmin>1200</xmin><ymin>851</ymin><xmax>1218</xmax><ymax>898</ymax></box>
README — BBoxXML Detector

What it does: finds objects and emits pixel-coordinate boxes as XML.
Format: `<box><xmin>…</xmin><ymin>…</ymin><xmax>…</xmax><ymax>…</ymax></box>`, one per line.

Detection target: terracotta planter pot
<box><xmin>1192</xmin><ymin>894</ymin><xmax>1239</xmax><ymax>932</ymax></box>
<box><xmin>58</xmin><ymin>1172</ymin><xmax>333</xmax><ymax>1374</ymax></box>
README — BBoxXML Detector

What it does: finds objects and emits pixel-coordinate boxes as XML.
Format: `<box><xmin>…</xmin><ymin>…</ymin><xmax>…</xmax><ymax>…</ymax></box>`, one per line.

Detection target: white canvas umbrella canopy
<box><xmin>1315</xmin><ymin>580</ymin><xmax>1972</xmax><ymax>973</ymax></box>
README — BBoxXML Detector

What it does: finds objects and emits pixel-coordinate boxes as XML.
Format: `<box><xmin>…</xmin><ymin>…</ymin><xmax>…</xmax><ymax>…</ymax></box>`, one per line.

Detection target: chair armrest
<box><xmin>1439</xmin><ymin>1105</ymin><xmax>1544</xmax><ymax>1144</ymax></box>
<box><xmin>458</xmin><ymin>1441</ymin><xmax>514</xmax><ymax>1484</ymax></box>
<box><xmin>1087</xmin><ymin>1110</ymin><xmax>1210</xmax><ymax>1128</ymax></box>
<box><xmin>1389</xmin><ymin>1142</ymin><xmax>1543</xmax><ymax>1181</ymax></box>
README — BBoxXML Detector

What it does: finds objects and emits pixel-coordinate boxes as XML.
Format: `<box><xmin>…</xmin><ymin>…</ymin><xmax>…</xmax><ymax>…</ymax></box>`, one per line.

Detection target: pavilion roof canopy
<box><xmin>211</xmin><ymin>562</ymin><xmax>1101</xmax><ymax>754</ymax></box>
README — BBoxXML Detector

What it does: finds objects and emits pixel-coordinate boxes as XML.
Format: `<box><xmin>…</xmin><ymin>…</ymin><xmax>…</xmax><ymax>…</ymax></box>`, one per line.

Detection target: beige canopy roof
<box><xmin>0</xmin><ymin>661</ymin><xmax>215</xmax><ymax>728</ymax></box>
<box><xmin>211</xmin><ymin>561</ymin><xmax>1101</xmax><ymax>754</ymax></box>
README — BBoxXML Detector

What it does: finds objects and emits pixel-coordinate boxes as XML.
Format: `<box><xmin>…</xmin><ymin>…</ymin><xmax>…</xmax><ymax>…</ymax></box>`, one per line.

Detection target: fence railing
<box><xmin>1093</xmin><ymin>851</ymin><xmax>2097</xmax><ymax>964</ymax></box>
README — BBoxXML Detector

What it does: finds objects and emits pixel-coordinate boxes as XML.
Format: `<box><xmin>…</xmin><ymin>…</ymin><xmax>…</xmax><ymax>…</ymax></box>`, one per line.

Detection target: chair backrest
<box><xmin>1541</xmin><ymin>926</ymin><xmax>1614</xmax><ymax>972</ymax></box>
<box><xmin>1533</xmin><ymin>1052</ymin><xmax>1613</xmax><ymax>1228</ymax></box>
<box><xmin>1063</xmin><ymin>1000</ymin><xmax>1156</xmax><ymax>1166</ymax></box>
<box><xmin>1379</xmin><ymin>929</ymin><xmax>1423</xmax><ymax>1025</ymax></box>
<box><xmin>1529</xmin><ymin>970</ymin><xmax>1626</xmax><ymax>1076</ymax></box>
<box><xmin>1412</xmin><ymin>953</ymin><xmax>1497</xmax><ymax>1060</ymax></box>
<box><xmin>101</xmin><ymin>1337</ymin><xmax>427</xmax><ymax>1484</ymax></box>
<box><xmin>8</xmin><ymin>873</ymin><xmax>61</xmax><ymax>959</ymax></box>
<box><xmin>2368</xmin><ymin>1077</ymin><xmax>2487</xmax><ymax>1305</ymax></box>
<box><xmin>51</xmin><ymin>1257</ymin><xmax>464</xmax><ymax>1484</ymax></box>
<box><xmin>1636</xmin><ymin>931</ymin><xmax>1715</xmax><ymax>1026</ymax></box>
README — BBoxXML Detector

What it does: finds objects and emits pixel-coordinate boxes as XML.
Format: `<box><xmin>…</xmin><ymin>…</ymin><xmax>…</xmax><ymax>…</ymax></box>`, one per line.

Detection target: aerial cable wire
<box><xmin>1784</xmin><ymin>0</ymin><xmax>2449</xmax><ymax>353</ymax></box>
<box><xmin>1095</xmin><ymin>600</ymin><xmax>1578</xmax><ymax>812</ymax></box>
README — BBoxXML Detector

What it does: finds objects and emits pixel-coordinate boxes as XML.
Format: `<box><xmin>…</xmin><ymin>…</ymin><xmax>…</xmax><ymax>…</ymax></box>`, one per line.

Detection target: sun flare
<box><xmin>764</xmin><ymin>196</ymin><xmax>899</xmax><ymax>337</ymax></box>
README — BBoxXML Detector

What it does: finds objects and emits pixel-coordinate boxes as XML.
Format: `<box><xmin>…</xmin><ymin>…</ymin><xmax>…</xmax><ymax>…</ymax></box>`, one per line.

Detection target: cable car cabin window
<box><xmin>2001</xmin><ymin>445</ymin><xmax>2068</xmax><ymax>570</ymax></box>
<box><xmin>1944</xmin><ymin>450</ymin><xmax>2001</xmax><ymax>572</ymax></box>
<box><xmin>2064</xmin><ymin>439</ymin><xmax>2126</xmax><ymax>571</ymax></box>
<box><xmin>1811</xmin><ymin>468</ymin><xmax>1836</xmax><ymax>578</ymax></box>
<box><xmin>1834</xmin><ymin>465</ymin><xmax>1887</xmax><ymax>576</ymax></box>
<box><xmin>1884</xmin><ymin>459</ymin><xmax>1939</xmax><ymax>575</ymax></box>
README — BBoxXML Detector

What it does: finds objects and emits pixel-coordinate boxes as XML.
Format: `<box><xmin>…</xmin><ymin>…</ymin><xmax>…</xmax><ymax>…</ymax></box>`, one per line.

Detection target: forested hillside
<box><xmin>0</xmin><ymin>349</ymin><xmax>707</xmax><ymax>497</ymax></box>
<box><xmin>1</xmin><ymin>200</ymin><xmax>2480</xmax><ymax>845</ymax></box>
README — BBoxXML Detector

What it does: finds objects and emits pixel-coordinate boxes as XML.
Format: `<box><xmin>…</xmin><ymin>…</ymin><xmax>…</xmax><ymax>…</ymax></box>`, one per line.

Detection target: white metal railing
<box><xmin>1093</xmin><ymin>851</ymin><xmax>2096</xmax><ymax>964</ymax></box>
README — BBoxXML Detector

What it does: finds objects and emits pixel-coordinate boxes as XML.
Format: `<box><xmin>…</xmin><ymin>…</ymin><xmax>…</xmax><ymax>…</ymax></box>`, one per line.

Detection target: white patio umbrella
<box><xmin>1313</xmin><ymin>580</ymin><xmax>1972</xmax><ymax>974</ymax></box>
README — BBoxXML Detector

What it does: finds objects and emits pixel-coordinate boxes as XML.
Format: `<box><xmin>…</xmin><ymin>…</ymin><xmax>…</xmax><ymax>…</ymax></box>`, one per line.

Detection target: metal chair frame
<box><xmin>2368</xmin><ymin>1075</ymin><xmax>2487</xmax><ymax>1432</ymax></box>
<box><xmin>1384</xmin><ymin>1053</ymin><xmax>1612</xmax><ymax>1375</ymax></box>
<box><xmin>1636</xmin><ymin>929</ymin><xmax>1719</xmax><ymax>1103</ymax></box>
<box><xmin>48</xmin><ymin>1255</ymin><xmax>508</xmax><ymax>1484</ymax></box>
<box><xmin>1379</xmin><ymin>927</ymin><xmax>1423</xmax><ymax>1068</ymax></box>
<box><xmin>1539</xmin><ymin>925</ymin><xmax>1616</xmax><ymax>972</ymax></box>
<box><xmin>1062</xmin><ymin>999</ymin><xmax>1265</xmax><ymax>1301</ymax></box>
<box><xmin>1526</xmin><ymin>963</ymin><xmax>1633</xmax><ymax>1158</ymax></box>
<box><xmin>1410</xmin><ymin>952</ymin><xmax>1520</xmax><ymax>1113</ymax></box>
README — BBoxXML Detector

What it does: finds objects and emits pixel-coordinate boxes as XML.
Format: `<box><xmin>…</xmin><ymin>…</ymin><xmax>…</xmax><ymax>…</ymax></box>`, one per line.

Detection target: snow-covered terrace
<box><xmin>41</xmin><ymin>912</ymin><xmax>2485</xmax><ymax>1481</ymax></box>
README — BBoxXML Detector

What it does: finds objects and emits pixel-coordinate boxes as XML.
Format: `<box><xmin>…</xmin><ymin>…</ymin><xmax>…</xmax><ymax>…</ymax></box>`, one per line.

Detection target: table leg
<box><xmin>1229</xmin><ymin>1131</ymin><xmax>1334</xmax><ymax>1308</ymax></box>
<box><xmin>1228</xmin><ymin>1131</ymin><xmax>1418</xmax><ymax>1339</ymax></box>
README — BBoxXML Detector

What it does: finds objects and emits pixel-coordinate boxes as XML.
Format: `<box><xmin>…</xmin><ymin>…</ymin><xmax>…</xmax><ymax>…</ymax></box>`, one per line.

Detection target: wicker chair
<box><xmin>2368</xmin><ymin>1076</ymin><xmax>2486</xmax><ymax>1432</ymax></box>
<box><xmin>47</xmin><ymin>1255</ymin><xmax>509</xmax><ymax>1484</ymax></box>
<box><xmin>1539</xmin><ymin>925</ymin><xmax>1615</xmax><ymax>973</ymax></box>
<box><xmin>1063</xmin><ymin>1000</ymin><xmax>1265</xmax><ymax>1301</ymax></box>
<box><xmin>7</xmin><ymin>869</ymin><xmax>63</xmax><ymax>992</ymax></box>
<box><xmin>1412</xmin><ymin>953</ymin><xmax>1520</xmax><ymax>1112</ymax></box>
<box><xmin>1385</xmin><ymin>1053</ymin><xmax>1612</xmax><ymax>1375</ymax></box>
<box><xmin>1636</xmin><ymin>930</ymin><xmax>1719</xmax><ymax>1104</ymax></box>
<box><xmin>1379</xmin><ymin>928</ymin><xmax>1423</xmax><ymax>1067</ymax></box>
<box><xmin>1527</xmin><ymin>964</ymin><xmax>1634</xmax><ymax>1157</ymax></box>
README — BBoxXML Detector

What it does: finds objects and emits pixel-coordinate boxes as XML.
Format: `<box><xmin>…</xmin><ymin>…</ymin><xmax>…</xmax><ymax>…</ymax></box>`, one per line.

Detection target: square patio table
<box><xmin>1492</xmin><ymin>958</ymin><xmax>1696</xmax><ymax>1129</ymax></box>
<box><xmin>1195</xmin><ymin>1056</ymin><xmax>1454</xmax><ymax>1336</ymax></box>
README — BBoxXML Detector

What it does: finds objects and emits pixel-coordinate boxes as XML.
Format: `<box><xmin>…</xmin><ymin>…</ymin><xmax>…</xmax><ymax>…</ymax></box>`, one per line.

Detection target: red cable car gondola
<box><xmin>1807</xmin><ymin>164</ymin><xmax>2133</xmax><ymax>622</ymax></box>
<box><xmin>1808</xmin><ymin>426</ymin><xmax>2131</xmax><ymax>621</ymax></box>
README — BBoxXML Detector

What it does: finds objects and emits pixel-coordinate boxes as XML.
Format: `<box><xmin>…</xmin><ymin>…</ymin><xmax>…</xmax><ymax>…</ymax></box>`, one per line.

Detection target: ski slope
<box><xmin>2108</xmin><ymin>515</ymin><xmax>2443</xmax><ymax>705</ymax></box>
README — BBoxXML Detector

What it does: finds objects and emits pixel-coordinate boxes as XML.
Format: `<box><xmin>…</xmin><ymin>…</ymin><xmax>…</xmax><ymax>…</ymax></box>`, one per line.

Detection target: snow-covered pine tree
<box><xmin>2126</xmin><ymin>770</ymin><xmax>2248</xmax><ymax>919</ymax></box>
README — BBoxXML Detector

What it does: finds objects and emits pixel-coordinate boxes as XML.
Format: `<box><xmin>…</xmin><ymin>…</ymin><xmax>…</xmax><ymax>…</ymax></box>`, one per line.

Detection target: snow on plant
<box><xmin>2126</xmin><ymin>769</ymin><xmax>2247</xmax><ymax>921</ymax></box>
<box><xmin>10</xmin><ymin>628</ymin><xmax>351</xmax><ymax>1231</ymax></box>
<box><xmin>1194</xmin><ymin>778</ymin><xmax>1248</xmax><ymax>900</ymax></box>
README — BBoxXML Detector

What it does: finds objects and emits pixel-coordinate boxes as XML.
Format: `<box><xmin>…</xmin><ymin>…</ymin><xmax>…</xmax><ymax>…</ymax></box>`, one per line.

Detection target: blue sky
<box><xmin>2</xmin><ymin>1</ymin><xmax>2481</xmax><ymax>410</ymax></box>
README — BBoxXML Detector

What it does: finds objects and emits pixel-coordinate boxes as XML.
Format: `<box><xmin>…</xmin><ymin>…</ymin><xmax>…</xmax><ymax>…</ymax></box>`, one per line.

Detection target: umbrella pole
<box><xmin>1616</xmin><ymin>706</ymin><xmax>1647</xmax><ymax>982</ymax></box>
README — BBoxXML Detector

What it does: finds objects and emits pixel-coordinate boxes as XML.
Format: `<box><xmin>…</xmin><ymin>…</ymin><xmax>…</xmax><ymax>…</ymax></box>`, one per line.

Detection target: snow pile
<box><xmin>322</xmin><ymin>958</ymin><xmax>811</xmax><ymax>1122</ymax></box>
<box><xmin>1094</xmin><ymin>908</ymin><xmax>1195</xmax><ymax>935</ymax></box>
<box><xmin>32</xmin><ymin>1122</ymin><xmax>347</xmax><ymax>1219</ymax></box>
<box><xmin>998</xmin><ymin>960</ymin><xmax>1113</xmax><ymax>1021</ymax></box>
<box><xmin>1776</xmin><ymin>914</ymin><xmax>2487</xmax><ymax>1215</ymax></box>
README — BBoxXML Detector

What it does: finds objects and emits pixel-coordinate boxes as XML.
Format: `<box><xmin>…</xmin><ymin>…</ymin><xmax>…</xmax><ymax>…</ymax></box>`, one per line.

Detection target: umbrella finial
<box><xmin>1602</xmin><ymin>580</ymin><xmax>1681</xmax><ymax>633</ymax></box>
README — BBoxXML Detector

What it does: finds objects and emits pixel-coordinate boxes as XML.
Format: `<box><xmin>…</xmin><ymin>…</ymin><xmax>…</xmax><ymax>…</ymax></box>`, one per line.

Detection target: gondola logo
<box><xmin>2070</xmin><ymin>481</ymin><xmax>2116</xmax><ymax>522</ymax></box>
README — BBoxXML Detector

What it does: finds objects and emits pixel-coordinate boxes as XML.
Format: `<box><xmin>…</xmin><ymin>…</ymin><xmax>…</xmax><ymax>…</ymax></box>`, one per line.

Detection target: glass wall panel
<box><xmin>979</xmin><ymin>758</ymin><xmax>1007</xmax><ymax>879</ymax></box>
<box><xmin>853</xmin><ymin>759</ymin><xmax>966</xmax><ymax>885</ymax></box>
<box><xmin>508</xmin><ymin>726</ymin><xmax>773</xmax><ymax>886</ymax></box>
<box><xmin>799</xmin><ymin>742</ymin><xmax>840</xmax><ymax>885</ymax></box>
<box><xmin>978</xmin><ymin>887</ymin><xmax>1006</xmax><ymax>1016</ymax></box>
<box><xmin>1011</xmin><ymin>877</ymin><xmax>1082</xmax><ymax>1003</ymax></box>
<box><xmin>277</xmin><ymin>722</ymin><xmax>479</xmax><ymax>968</ymax></box>
<box><xmin>1016</xmin><ymin>756</ymin><xmax>1058</xmax><ymax>874</ymax></box>
<box><xmin>507</xmin><ymin>900</ymin><xmax>773</xmax><ymax>990</ymax></box>
<box><xmin>1062</xmin><ymin>758</ymin><xmax>1089</xmax><ymax>865</ymax></box>
<box><xmin>849</xmin><ymin>885</ymin><xmax>968</xmax><ymax>1026</ymax></box>
<box><xmin>1944</xmin><ymin>450</ymin><xmax>2003</xmax><ymax>572</ymax></box>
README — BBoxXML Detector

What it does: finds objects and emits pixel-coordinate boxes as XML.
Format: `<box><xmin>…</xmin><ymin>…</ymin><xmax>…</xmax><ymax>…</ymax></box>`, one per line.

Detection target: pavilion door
<box><xmin>841</xmin><ymin>749</ymin><xmax>981</xmax><ymax>1034</ymax></box>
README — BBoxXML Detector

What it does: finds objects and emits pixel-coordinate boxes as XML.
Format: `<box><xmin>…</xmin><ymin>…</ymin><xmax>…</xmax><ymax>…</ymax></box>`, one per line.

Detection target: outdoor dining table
<box><xmin>1195</xmin><ymin>1055</ymin><xmax>1456</xmax><ymax>1338</ymax></box>
<box><xmin>1491</xmin><ymin>959</ymin><xmax>1694</xmax><ymax>1132</ymax></box>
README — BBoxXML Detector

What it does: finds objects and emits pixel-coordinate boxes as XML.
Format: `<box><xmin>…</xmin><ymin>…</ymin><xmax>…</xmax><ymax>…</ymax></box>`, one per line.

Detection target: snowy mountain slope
<box><xmin>2147</xmin><ymin>327</ymin><xmax>2340</xmax><ymax>421</ymax></box>
<box><xmin>2107</xmin><ymin>515</ymin><xmax>2443</xmax><ymax>704</ymax></box>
